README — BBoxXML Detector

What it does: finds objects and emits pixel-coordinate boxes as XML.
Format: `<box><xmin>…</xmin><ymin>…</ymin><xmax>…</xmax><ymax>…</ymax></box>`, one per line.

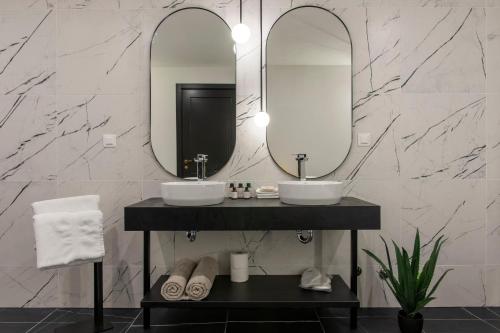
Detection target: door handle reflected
<box><xmin>184</xmin><ymin>159</ymin><xmax>192</xmax><ymax>170</ymax></box>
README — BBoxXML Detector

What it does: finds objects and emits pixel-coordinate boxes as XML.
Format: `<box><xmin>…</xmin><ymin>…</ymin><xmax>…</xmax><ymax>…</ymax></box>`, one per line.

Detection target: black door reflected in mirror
<box><xmin>150</xmin><ymin>8</ymin><xmax>236</xmax><ymax>177</ymax></box>
<box><xmin>176</xmin><ymin>84</ymin><xmax>235</xmax><ymax>178</ymax></box>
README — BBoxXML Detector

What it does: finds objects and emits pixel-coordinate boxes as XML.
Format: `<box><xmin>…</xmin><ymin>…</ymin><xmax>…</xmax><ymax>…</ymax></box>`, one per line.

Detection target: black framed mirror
<box><xmin>266</xmin><ymin>7</ymin><xmax>352</xmax><ymax>178</ymax></box>
<box><xmin>150</xmin><ymin>8</ymin><xmax>236</xmax><ymax>178</ymax></box>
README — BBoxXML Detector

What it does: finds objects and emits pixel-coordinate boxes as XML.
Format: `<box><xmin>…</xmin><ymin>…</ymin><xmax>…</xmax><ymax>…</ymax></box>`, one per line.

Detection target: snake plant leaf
<box><xmin>411</xmin><ymin>230</ymin><xmax>420</xmax><ymax>279</ymax></box>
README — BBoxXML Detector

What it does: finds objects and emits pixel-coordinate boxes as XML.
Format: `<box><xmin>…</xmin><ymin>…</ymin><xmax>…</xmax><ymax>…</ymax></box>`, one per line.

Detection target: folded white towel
<box><xmin>33</xmin><ymin>209</ymin><xmax>105</xmax><ymax>270</ymax></box>
<box><xmin>300</xmin><ymin>267</ymin><xmax>332</xmax><ymax>292</ymax></box>
<box><xmin>32</xmin><ymin>195</ymin><xmax>99</xmax><ymax>215</ymax></box>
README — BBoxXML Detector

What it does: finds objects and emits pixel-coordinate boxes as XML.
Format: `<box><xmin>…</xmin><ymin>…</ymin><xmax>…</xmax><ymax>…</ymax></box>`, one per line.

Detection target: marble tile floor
<box><xmin>1</xmin><ymin>307</ymin><xmax>500</xmax><ymax>333</ymax></box>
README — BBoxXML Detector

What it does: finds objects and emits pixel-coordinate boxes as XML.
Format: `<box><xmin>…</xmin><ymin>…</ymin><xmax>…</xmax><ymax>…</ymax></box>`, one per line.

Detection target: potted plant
<box><xmin>363</xmin><ymin>230</ymin><xmax>452</xmax><ymax>333</ymax></box>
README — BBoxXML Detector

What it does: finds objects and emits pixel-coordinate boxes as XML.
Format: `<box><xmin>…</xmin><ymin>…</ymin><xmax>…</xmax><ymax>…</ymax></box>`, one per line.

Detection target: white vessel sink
<box><xmin>278</xmin><ymin>181</ymin><xmax>343</xmax><ymax>206</ymax></box>
<box><xmin>161</xmin><ymin>181</ymin><xmax>225</xmax><ymax>206</ymax></box>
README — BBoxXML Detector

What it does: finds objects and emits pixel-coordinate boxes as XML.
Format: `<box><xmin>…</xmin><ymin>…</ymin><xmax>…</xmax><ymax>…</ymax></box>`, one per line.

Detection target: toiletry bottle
<box><xmin>246</xmin><ymin>183</ymin><xmax>253</xmax><ymax>197</ymax></box>
<box><xmin>230</xmin><ymin>187</ymin><xmax>238</xmax><ymax>200</ymax></box>
<box><xmin>227</xmin><ymin>183</ymin><xmax>235</xmax><ymax>197</ymax></box>
<box><xmin>237</xmin><ymin>183</ymin><xmax>244</xmax><ymax>198</ymax></box>
<box><xmin>243</xmin><ymin>187</ymin><xmax>251</xmax><ymax>199</ymax></box>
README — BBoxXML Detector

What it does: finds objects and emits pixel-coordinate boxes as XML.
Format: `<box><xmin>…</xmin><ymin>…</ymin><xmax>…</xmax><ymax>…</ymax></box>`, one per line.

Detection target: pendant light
<box><xmin>254</xmin><ymin>0</ymin><xmax>270</xmax><ymax>128</ymax></box>
<box><xmin>232</xmin><ymin>0</ymin><xmax>251</xmax><ymax>44</ymax></box>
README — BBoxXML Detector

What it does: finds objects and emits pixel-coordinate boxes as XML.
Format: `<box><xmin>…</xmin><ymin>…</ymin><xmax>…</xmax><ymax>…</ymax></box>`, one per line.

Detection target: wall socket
<box><xmin>102</xmin><ymin>134</ymin><xmax>117</xmax><ymax>148</ymax></box>
<box><xmin>357</xmin><ymin>133</ymin><xmax>371</xmax><ymax>147</ymax></box>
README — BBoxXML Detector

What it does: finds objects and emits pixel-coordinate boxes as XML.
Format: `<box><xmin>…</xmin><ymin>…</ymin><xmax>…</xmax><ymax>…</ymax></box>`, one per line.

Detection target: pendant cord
<box><xmin>240</xmin><ymin>0</ymin><xmax>243</xmax><ymax>23</ymax></box>
<box><xmin>260</xmin><ymin>0</ymin><xmax>263</xmax><ymax>112</ymax></box>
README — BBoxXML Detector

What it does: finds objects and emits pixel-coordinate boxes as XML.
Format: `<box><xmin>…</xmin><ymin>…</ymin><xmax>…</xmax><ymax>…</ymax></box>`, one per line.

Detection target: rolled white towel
<box><xmin>160</xmin><ymin>258</ymin><xmax>196</xmax><ymax>301</ymax></box>
<box><xmin>32</xmin><ymin>195</ymin><xmax>99</xmax><ymax>215</ymax></box>
<box><xmin>33</xmin><ymin>210</ymin><xmax>104</xmax><ymax>270</ymax></box>
<box><xmin>186</xmin><ymin>256</ymin><xmax>218</xmax><ymax>301</ymax></box>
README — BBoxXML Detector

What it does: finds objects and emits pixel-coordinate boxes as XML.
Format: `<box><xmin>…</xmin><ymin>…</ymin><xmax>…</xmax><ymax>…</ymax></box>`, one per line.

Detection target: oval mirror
<box><xmin>151</xmin><ymin>8</ymin><xmax>236</xmax><ymax>178</ymax></box>
<box><xmin>266</xmin><ymin>7</ymin><xmax>352</xmax><ymax>178</ymax></box>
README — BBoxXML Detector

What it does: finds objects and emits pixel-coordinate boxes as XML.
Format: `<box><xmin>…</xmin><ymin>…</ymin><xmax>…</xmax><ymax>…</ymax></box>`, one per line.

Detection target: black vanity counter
<box><xmin>124</xmin><ymin>197</ymin><xmax>380</xmax><ymax>231</ymax></box>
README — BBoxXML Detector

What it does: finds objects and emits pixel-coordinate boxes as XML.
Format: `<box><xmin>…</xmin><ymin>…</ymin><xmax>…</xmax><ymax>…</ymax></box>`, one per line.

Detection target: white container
<box><xmin>230</xmin><ymin>252</ymin><xmax>249</xmax><ymax>283</ymax></box>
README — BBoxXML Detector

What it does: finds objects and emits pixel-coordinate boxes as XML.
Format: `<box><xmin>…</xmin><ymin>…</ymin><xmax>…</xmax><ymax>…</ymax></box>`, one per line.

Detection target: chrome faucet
<box><xmin>194</xmin><ymin>154</ymin><xmax>208</xmax><ymax>180</ymax></box>
<box><xmin>295</xmin><ymin>153</ymin><xmax>308</xmax><ymax>181</ymax></box>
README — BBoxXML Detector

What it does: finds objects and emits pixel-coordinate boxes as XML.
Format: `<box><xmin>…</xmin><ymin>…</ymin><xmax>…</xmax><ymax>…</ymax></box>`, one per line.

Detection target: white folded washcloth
<box><xmin>256</xmin><ymin>186</ymin><xmax>278</xmax><ymax>194</ymax></box>
<box><xmin>300</xmin><ymin>267</ymin><xmax>332</xmax><ymax>292</ymax></box>
<box><xmin>33</xmin><ymin>195</ymin><xmax>99</xmax><ymax>215</ymax></box>
<box><xmin>256</xmin><ymin>193</ymin><xmax>279</xmax><ymax>199</ymax></box>
<box><xmin>32</xmin><ymin>195</ymin><xmax>105</xmax><ymax>270</ymax></box>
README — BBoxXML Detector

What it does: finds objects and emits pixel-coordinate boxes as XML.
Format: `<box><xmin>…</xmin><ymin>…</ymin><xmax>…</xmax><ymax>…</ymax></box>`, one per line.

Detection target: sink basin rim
<box><xmin>278</xmin><ymin>180</ymin><xmax>344</xmax><ymax>206</ymax></box>
<box><xmin>278</xmin><ymin>180</ymin><xmax>343</xmax><ymax>186</ymax></box>
<box><xmin>161</xmin><ymin>181</ymin><xmax>225</xmax><ymax>206</ymax></box>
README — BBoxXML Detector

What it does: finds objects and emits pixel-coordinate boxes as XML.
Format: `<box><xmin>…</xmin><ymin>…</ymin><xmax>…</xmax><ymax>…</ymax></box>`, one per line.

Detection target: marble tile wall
<box><xmin>0</xmin><ymin>0</ymin><xmax>499</xmax><ymax>308</ymax></box>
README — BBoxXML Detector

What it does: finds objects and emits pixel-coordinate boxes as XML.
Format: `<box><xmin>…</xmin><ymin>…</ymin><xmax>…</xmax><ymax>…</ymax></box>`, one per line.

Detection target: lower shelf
<box><xmin>142</xmin><ymin>275</ymin><xmax>359</xmax><ymax>309</ymax></box>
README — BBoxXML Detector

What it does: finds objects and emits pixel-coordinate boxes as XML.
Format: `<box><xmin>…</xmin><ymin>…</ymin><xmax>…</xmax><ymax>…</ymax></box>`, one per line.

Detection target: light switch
<box><xmin>102</xmin><ymin>134</ymin><xmax>117</xmax><ymax>148</ymax></box>
<box><xmin>357</xmin><ymin>133</ymin><xmax>371</xmax><ymax>147</ymax></box>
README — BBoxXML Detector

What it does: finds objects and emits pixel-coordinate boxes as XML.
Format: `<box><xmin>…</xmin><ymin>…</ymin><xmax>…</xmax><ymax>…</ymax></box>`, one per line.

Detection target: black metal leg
<box><xmin>350</xmin><ymin>230</ymin><xmax>358</xmax><ymax>329</ymax></box>
<box><xmin>54</xmin><ymin>262</ymin><xmax>112</xmax><ymax>333</ymax></box>
<box><xmin>143</xmin><ymin>231</ymin><xmax>151</xmax><ymax>329</ymax></box>
<box><xmin>94</xmin><ymin>262</ymin><xmax>104</xmax><ymax>329</ymax></box>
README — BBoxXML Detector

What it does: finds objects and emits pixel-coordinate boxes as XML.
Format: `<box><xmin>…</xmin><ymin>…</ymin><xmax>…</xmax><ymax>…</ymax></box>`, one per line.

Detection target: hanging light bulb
<box><xmin>232</xmin><ymin>23</ymin><xmax>251</xmax><ymax>44</ymax></box>
<box><xmin>254</xmin><ymin>111</ymin><xmax>270</xmax><ymax>127</ymax></box>
<box><xmin>232</xmin><ymin>0</ymin><xmax>251</xmax><ymax>44</ymax></box>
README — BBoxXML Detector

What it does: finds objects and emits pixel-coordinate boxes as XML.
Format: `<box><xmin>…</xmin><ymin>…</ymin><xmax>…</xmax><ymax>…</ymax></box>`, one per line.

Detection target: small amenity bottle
<box><xmin>237</xmin><ymin>183</ymin><xmax>244</xmax><ymax>198</ymax></box>
<box><xmin>243</xmin><ymin>187</ymin><xmax>251</xmax><ymax>199</ymax></box>
<box><xmin>230</xmin><ymin>187</ymin><xmax>238</xmax><ymax>200</ymax></box>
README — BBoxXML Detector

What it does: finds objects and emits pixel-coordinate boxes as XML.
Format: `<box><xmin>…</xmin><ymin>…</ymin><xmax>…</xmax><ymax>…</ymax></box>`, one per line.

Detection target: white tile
<box><xmin>0</xmin><ymin>266</ymin><xmax>59</xmax><ymax>307</ymax></box>
<box><xmin>484</xmin><ymin>265</ymin><xmax>500</xmax><ymax>306</ymax></box>
<box><xmin>487</xmin><ymin>180</ymin><xmax>500</xmax><ymax>264</ymax></box>
<box><xmin>405</xmin><ymin>0</ymin><xmax>486</xmax><ymax>6</ymax></box>
<box><xmin>0</xmin><ymin>95</ymin><xmax>58</xmax><ymax>181</ymax></box>
<box><xmin>0</xmin><ymin>181</ymin><xmax>57</xmax><ymax>267</ymax></box>
<box><xmin>334</xmin><ymin>92</ymin><xmax>401</xmax><ymax>180</ymax></box>
<box><xmin>58</xmin><ymin>263</ymin><xmax>142</xmax><ymax>307</ymax></box>
<box><xmin>57</xmin><ymin>0</ymin><xmax>148</xmax><ymax>9</ymax></box>
<box><xmin>399</xmin><ymin>94</ymin><xmax>486</xmax><ymax>180</ymax></box>
<box><xmin>487</xmin><ymin>94</ymin><xmax>500</xmax><ymax>178</ymax></box>
<box><xmin>430</xmin><ymin>265</ymin><xmax>486</xmax><ymax>306</ymax></box>
<box><xmin>57</xmin><ymin>10</ymin><xmax>142</xmax><ymax>95</ymax></box>
<box><xmin>402</xmin><ymin>8</ymin><xmax>486</xmax><ymax>93</ymax></box>
<box><xmin>401</xmin><ymin>179</ymin><xmax>486</xmax><ymax>265</ymax></box>
<box><xmin>56</xmin><ymin>95</ymin><xmax>141</xmax><ymax>181</ymax></box>
<box><xmin>0</xmin><ymin>10</ymin><xmax>55</xmax><ymax>95</ymax></box>
<box><xmin>487</xmin><ymin>8</ymin><xmax>500</xmax><ymax>92</ymax></box>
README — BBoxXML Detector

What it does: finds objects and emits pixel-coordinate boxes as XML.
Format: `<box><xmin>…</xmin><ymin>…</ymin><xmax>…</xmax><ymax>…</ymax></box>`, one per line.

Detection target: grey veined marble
<box><xmin>0</xmin><ymin>0</ymin><xmax>499</xmax><ymax>308</ymax></box>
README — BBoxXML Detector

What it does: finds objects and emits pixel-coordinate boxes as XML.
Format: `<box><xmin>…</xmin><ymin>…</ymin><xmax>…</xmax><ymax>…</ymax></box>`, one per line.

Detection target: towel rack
<box><xmin>55</xmin><ymin>262</ymin><xmax>113</xmax><ymax>333</ymax></box>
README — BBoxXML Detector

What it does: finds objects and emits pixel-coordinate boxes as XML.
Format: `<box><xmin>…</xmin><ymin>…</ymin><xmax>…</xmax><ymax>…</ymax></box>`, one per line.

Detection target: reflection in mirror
<box><xmin>266</xmin><ymin>7</ymin><xmax>352</xmax><ymax>178</ymax></box>
<box><xmin>151</xmin><ymin>8</ymin><xmax>236</xmax><ymax>178</ymax></box>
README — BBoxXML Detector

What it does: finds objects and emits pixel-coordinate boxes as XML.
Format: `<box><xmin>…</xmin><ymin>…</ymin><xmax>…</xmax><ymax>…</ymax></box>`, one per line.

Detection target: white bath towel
<box><xmin>32</xmin><ymin>195</ymin><xmax>105</xmax><ymax>270</ymax></box>
<box><xmin>32</xmin><ymin>195</ymin><xmax>100</xmax><ymax>215</ymax></box>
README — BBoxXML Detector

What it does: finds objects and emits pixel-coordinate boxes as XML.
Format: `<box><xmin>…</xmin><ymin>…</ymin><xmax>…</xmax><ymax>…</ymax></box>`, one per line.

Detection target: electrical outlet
<box><xmin>357</xmin><ymin>133</ymin><xmax>371</xmax><ymax>147</ymax></box>
<box><xmin>102</xmin><ymin>134</ymin><xmax>117</xmax><ymax>148</ymax></box>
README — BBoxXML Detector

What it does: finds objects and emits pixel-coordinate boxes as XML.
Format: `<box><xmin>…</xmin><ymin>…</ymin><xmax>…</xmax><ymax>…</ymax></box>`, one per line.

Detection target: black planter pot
<box><xmin>397</xmin><ymin>310</ymin><xmax>424</xmax><ymax>333</ymax></box>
